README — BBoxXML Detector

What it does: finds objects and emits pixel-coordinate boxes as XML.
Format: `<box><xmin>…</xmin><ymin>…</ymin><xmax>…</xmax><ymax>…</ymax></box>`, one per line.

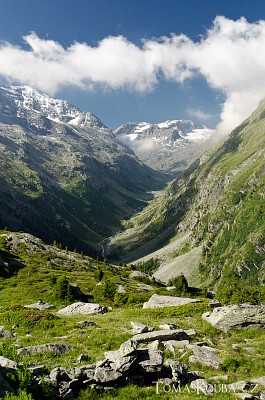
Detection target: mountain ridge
<box><xmin>114</xmin><ymin>119</ymin><xmax>214</xmax><ymax>173</ymax></box>
<box><xmin>0</xmin><ymin>86</ymin><xmax>168</xmax><ymax>255</ymax></box>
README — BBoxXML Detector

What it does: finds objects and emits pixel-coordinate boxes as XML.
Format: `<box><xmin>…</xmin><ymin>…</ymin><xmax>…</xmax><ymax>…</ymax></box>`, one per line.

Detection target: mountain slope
<box><xmin>0</xmin><ymin>86</ymin><xmax>167</xmax><ymax>255</ymax></box>
<box><xmin>108</xmin><ymin>102</ymin><xmax>265</xmax><ymax>289</ymax></box>
<box><xmin>114</xmin><ymin>120</ymin><xmax>214</xmax><ymax>173</ymax></box>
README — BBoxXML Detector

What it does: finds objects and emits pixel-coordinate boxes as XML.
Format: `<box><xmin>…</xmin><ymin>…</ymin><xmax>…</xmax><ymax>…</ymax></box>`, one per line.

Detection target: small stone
<box><xmin>159</xmin><ymin>323</ymin><xmax>178</xmax><ymax>330</ymax></box>
<box><xmin>130</xmin><ymin>321</ymin><xmax>153</xmax><ymax>334</ymax></box>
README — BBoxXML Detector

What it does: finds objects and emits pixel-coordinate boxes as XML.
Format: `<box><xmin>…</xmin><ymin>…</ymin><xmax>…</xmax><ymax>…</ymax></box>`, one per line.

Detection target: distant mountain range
<box><xmin>114</xmin><ymin>120</ymin><xmax>215</xmax><ymax>173</ymax></box>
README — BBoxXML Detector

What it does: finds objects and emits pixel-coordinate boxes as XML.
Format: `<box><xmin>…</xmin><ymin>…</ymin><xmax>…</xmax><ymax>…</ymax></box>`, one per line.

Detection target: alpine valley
<box><xmin>0</xmin><ymin>86</ymin><xmax>264</xmax><ymax>400</ymax></box>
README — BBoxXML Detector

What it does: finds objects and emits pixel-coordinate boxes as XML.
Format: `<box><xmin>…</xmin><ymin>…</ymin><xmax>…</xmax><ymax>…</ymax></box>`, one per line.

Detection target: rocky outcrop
<box><xmin>143</xmin><ymin>294</ymin><xmax>202</xmax><ymax>309</ymax></box>
<box><xmin>202</xmin><ymin>304</ymin><xmax>265</xmax><ymax>332</ymax></box>
<box><xmin>57</xmin><ymin>302</ymin><xmax>107</xmax><ymax>316</ymax></box>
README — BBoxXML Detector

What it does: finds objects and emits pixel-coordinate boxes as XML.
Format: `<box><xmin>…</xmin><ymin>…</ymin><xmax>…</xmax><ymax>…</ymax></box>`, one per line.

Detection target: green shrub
<box><xmin>4</xmin><ymin>391</ymin><xmax>33</xmax><ymax>400</ymax></box>
<box><xmin>114</xmin><ymin>292</ymin><xmax>129</xmax><ymax>306</ymax></box>
<box><xmin>93</xmin><ymin>281</ymin><xmax>117</xmax><ymax>302</ymax></box>
<box><xmin>217</xmin><ymin>282</ymin><xmax>265</xmax><ymax>305</ymax></box>
<box><xmin>52</xmin><ymin>275</ymin><xmax>73</xmax><ymax>301</ymax></box>
<box><xmin>167</xmin><ymin>274</ymin><xmax>189</xmax><ymax>296</ymax></box>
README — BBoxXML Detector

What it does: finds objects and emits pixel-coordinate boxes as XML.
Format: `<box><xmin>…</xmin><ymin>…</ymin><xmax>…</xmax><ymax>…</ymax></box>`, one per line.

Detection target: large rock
<box><xmin>104</xmin><ymin>340</ymin><xmax>137</xmax><ymax>373</ymax></box>
<box><xmin>187</xmin><ymin>344</ymin><xmax>222</xmax><ymax>369</ymax></box>
<box><xmin>133</xmin><ymin>329</ymin><xmax>195</xmax><ymax>344</ymax></box>
<box><xmin>202</xmin><ymin>304</ymin><xmax>265</xmax><ymax>332</ymax></box>
<box><xmin>17</xmin><ymin>343</ymin><xmax>70</xmax><ymax>356</ymax></box>
<box><xmin>137</xmin><ymin>341</ymin><xmax>164</xmax><ymax>373</ymax></box>
<box><xmin>57</xmin><ymin>302</ymin><xmax>107</xmax><ymax>316</ymax></box>
<box><xmin>143</xmin><ymin>294</ymin><xmax>201</xmax><ymax>309</ymax></box>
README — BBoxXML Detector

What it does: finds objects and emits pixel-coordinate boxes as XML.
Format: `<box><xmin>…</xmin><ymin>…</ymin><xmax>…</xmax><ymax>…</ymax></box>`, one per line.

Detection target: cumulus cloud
<box><xmin>187</xmin><ymin>108</ymin><xmax>213</xmax><ymax>122</ymax></box>
<box><xmin>1</xmin><ymin>16</ymin><xmax>265</xmax><ymax>134</ymax></box>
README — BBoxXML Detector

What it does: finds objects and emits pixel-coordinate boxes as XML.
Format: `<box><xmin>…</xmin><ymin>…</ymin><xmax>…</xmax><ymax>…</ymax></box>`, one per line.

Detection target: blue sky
<box><xmin>1</xmin><ymin>0</ymin><xmax>265</xmax><ymax>132</ymax></box>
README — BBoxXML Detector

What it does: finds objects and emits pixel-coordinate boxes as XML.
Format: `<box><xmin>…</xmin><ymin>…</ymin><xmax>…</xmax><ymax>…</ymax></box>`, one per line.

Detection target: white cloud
<box><xmin>187</xmin><ymin>108</ymin><xmax>213</xmax><ymax>121</ymax></box>
<box><xmin>1</xmin><ymin>17</ymin><xmax>265</xmax><ymax>134</ymax></box>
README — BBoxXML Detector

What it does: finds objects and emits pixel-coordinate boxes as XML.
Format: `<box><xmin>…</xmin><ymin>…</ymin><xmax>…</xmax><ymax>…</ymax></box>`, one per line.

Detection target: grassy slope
<box><xmin>0</xmin><ymin>231</ymin><xmax>264</xmax><ymax>400</ymax></box>
<box><xmin>108</xmin><ymin>105</ymin><xmax>265</xmax><ymax>290</ymax></box>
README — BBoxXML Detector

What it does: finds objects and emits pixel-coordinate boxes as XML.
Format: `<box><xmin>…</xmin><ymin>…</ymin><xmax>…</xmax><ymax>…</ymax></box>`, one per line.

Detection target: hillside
<box><xmin>0</xmin><ymin>86</ymin><xmax>167</xmax><ymax>256</ymax></box>
<box><xmin>0</xmin><ymin>230</ymin><xmax>264</xmax><ymax>400</ymax></box>
<box><xmin>108</xmin><ymin>101</ymin><xmax>265</xmax><ymax>291</ymax></box>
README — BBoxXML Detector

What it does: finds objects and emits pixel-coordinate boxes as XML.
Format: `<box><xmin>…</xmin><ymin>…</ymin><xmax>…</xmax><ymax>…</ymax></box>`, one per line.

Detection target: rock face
<box><xmin>202</xmin><ymin>304</ymin><xmax>265</xmax><ymax>332</ymax></box>
<box><xmin>57</xmin><ymin>302</ymin><xmax>107</xmax><ymax>316</ymax></box>
<box><xmin>143</xmin><ymin>294</ymin><xmax>201</xmax><ymax>309</ymax></box>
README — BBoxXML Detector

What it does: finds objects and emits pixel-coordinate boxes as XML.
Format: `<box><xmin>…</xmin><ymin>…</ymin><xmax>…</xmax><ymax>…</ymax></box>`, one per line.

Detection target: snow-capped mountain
<box><xmin>0</xmin><ymin>86</ymin><xmax>166</xmax><ymax>255</ymax></box>
<box><xmin>0</xmin><ymin>85</ymin><xmax>112</xmax><ymax>135</ymax></box>
<box><xmin>114</xmin><ymin>120</ymin><xmax>214</xmax><ymax>173</ymax></box>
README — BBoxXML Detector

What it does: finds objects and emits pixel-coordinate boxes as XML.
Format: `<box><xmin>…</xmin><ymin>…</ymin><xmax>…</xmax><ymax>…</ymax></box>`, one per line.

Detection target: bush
<box><xmin>167</xmin><ymin>274</ymin><xmax>189</xmax><ymax>296</ymax></box>
<box><xmin>52</xmin><ymin>276</ymin><xmax>73</xmax><ymax>301</ymax></box>
<box><xmin>114</xmin><ymin>292</ymin><xmax>129</xmax><ymax>306</ymax></box>
<box><xmin>134</xmin><ymin>258</ymin><xmax>160</xmax><ymax>275</ymax></box>
<box><xmin>93</xmin><ymin>281</ymin><xmax>117</xmax><ymax>302</ymax></box>
<box><xmin>217</xmin><ymin>282</ymin><xmax>265</xmax><ymax>305</ymax></box>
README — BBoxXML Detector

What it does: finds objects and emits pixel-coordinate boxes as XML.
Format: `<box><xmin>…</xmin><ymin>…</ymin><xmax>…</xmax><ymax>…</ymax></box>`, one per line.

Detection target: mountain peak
<box><xmin>0</xmin><ymin>85</ymin><xmax>110</xmax><ymax>134</ymax></box>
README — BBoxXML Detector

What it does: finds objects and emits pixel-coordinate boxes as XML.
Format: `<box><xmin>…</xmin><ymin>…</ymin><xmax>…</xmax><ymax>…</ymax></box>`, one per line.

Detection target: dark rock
<box><xmin>208</xmin><ymin>299</ymin><xmax>222</xmax><ymax>308</ymax></box>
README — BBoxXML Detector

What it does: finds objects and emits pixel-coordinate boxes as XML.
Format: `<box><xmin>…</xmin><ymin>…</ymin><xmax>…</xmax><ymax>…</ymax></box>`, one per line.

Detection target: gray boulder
<box><xmin>137</xmin><ymin>341</ymin><xmax>164</xmax><ymax>373</ymax></box>
<box><xmin>133</xmin><ymin>329</ymin><xmax>196</xmax><ymax>344</ymax></box>
<box><xmin>187</xmin><ymin>344</ymin><xmax>222</xmax><ymax>369</ymax></box>
<box><xmin>57</xmin><ymin>302</ymin><xmax>107</xmax><ymax>316</ymax></box>
<box><xmin>17</xmin><ymin>343</ymin><xmax>70</xmax><ymax>356</ymax></box>
<box><xmin>143</xmin><ymin>294</ymin><xmax>201</xmax><ymax>309</ymax></box>
<box><xmin>202</xmin><ymin>304</ymin><xmax>265</xmax><ymax>332</ymax></box>
<box><xmin>104</xmin><ymin>340</ymin><xmax>137</xmax><ymax>373</ymax></box>
<box><xmin>130</xmin><ymin>321</ymin><xmax>154</xmax><ymax>334</ymax></box>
